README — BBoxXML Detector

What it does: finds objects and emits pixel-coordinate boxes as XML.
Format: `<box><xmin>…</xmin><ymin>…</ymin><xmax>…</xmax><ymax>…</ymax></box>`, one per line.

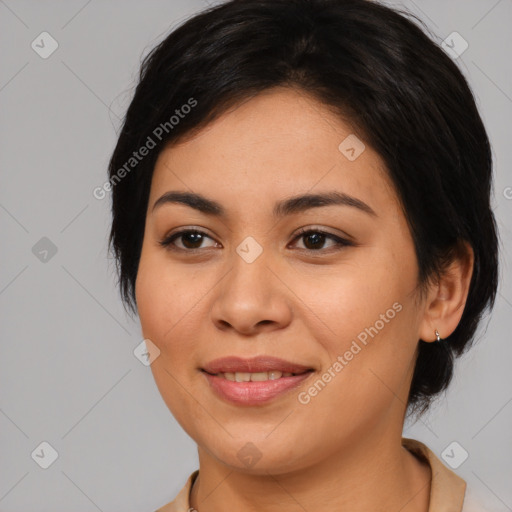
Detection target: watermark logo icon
<box><xmin>31</xmin><ymin>32</ymin><xmax>59</xmax><ymax>59</ymax></box>
<box><xmin>32</xmin><ymin>237</ymin><xmax>58</xmax><ymax>263</ymax></box>
<box><xmin>31</xmin><ymin>441</ymin><xmax>59</xmax><ymax>469</ymax></box>
<box><xmin>441</xmin><ymin>441</ymin><xmax>469</xmax><ymax>469</ymax></box>
<box><xmin>338</xmin><ymin>134</ymin><xmax>365</xmax><ymax>161</ymax></box>
<box><xmin>236</xmin><ymin>236</ymin><xmax>263</xmax><ymax>263</ymax></box>
<box><xmin>134</xmin><ymin>338</ymin><xmax>161</xmax><ymax>366</ymax></box>
<box><xmin>441</xmin><ymin>32</ymin><xmax>468</xmax><ymax>59</ymax></box>
<box><xmin>237</xmin><ymin>442</ymin><xmax>262</xmax><ymax>468</ymax></box>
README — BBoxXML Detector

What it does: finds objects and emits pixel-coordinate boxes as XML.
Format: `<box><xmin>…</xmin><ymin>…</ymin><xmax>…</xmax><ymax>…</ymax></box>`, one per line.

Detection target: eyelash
<box><xmin>158</xmin><ymin>227</ymin><xmax>353</xmax><ymax>254</ymax></box>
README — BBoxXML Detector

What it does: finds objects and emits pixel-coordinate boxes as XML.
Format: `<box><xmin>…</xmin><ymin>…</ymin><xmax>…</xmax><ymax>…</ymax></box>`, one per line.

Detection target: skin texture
<box><xmin>135</xmin><ymin>87</ymin><xmax>474</xmax><ymax>512</ymax></box>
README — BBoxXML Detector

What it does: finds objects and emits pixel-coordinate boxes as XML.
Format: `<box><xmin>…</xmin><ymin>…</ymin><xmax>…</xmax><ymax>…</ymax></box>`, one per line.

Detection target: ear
<box><xmin>418</xmin><ymin>241</ymin><xmax>474</xmax><ymax>343</ymax></box>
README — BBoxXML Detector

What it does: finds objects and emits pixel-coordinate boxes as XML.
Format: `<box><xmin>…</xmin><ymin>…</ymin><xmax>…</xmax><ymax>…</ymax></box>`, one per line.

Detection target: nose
<box><xmin>209</xmin><ymin>254</ymin><xmax>293</xmax><ymax>336</ymax></box>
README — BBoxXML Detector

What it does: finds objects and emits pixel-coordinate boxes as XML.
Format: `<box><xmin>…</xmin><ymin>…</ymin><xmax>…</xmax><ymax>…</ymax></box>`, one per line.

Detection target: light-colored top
<box><xmin>155</xmin><ymin>437</ymin><xmax>483</xmax><ymax>511</ymax></box>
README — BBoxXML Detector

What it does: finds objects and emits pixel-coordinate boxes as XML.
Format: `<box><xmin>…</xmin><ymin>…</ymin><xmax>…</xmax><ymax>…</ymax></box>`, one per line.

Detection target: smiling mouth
<box><xmin>202</xmin><ymin>369</ymin><xmax>313</xmax><ymax>382</ymax></box>
<box><xmin>200</xmin><ymin>355</ymin><xmax>315</xmax><ymax>405</ymax></box>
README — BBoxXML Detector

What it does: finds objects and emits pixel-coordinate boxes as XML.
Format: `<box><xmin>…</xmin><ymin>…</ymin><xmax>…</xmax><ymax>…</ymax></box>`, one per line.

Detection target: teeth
<box><xmin>218</xmin><ymin>371</ymin><xmax>299</xmax><ymax>381</ymax></box>
<box><xmin>251</xmin><ymin>372</ymin><xmax>272</xmax><ymax>381</ymax></box>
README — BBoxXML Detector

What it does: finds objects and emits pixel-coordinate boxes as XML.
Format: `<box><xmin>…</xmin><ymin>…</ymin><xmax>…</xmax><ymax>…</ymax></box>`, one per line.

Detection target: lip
<box><xmin>203</xmin><ymin>372</ymin><xmax>313</xmax><ymax>406</ymax></box>
<box><xmin>202</xmin><ymin>356</ymin><xmax>313</xmax><ymax>375</ymax></box>
<box><xmin>201</xmin><ymin>356</ymin><xmax>314</xmax><ymax>406</ymax></box>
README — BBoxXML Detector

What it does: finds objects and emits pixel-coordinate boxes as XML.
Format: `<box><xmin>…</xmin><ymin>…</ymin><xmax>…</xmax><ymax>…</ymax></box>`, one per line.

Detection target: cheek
<box><xmin>287</xmin><ymin>256</ymin><xmax>410</xmax><ymax>347</ymax></box>
<box><xmin>135</xmin><ymin>250</ymin><xmax>218</xmax><ymax>401</ymax></box>
<box><xmin>287</xmin><ymin>248</ymin><xmax>419</xmax><ymax>402</ymax></box>
<box><xmin>135</xmin><ymin>255</ymin><xmax>168</xmax><ymax>342</ymax></box>
<box><xmin>136</xmin><ymin>251</ymin><xmax>200</xmax><ymax>350</ymax></box>
<box><xmin>136</xmin><ymin>254</ymin><xmax>204</xmax><ymax>433</ymax></box>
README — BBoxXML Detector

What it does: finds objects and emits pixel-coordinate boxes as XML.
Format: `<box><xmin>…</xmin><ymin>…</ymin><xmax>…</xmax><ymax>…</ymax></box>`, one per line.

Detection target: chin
<box><xmin>197</xmin><ymin>431</ymin><xmax>320</xmax><ymax>475</ymax></box>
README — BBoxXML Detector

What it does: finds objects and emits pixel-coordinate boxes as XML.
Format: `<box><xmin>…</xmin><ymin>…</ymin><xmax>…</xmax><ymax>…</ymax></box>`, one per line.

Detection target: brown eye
<box><xmin>301</xmin><ymin>232</ymin><xmax>328</xmax><ymax>250</ymax></box>
<box><xmin>159</xmin><ymin>230</ymin><xmax>217</xmax><ymax>251</ymax></box>
<box><xmin>291</xmin><ymin>229</ymin><xmax>352</xmax><ymax>252</ymax></box>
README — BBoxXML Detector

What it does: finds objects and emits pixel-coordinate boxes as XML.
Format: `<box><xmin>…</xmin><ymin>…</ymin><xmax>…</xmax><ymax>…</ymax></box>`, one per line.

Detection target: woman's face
<box><xmin>136</xmin><ymin>87</ymin><xmax>430</xmax><ymax>473</ymax></box>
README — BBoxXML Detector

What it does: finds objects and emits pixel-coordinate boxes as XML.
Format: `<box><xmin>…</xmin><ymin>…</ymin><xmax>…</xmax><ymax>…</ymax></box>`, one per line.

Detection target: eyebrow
<box><xmin>152</xmin><ymin>190</ymin><xmax>377</xmax><ymax>218</ymax></box>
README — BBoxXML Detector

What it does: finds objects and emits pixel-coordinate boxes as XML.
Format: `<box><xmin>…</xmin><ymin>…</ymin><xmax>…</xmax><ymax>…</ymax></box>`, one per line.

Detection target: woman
<box><xmin>107</xmin><ymin>0</ymin><xmax>499</xmax><ymax>510</ymax></box>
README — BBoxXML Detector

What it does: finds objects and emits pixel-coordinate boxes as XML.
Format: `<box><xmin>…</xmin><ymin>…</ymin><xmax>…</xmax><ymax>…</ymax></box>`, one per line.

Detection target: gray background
<box><xmin>0</xmin><ymin>0</ymin><xmax>511</xmax><ymax>510</ymax></box>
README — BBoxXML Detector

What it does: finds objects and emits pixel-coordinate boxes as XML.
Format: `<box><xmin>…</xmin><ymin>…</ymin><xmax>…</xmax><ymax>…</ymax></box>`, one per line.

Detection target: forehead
<box><xmin>150</xmin><ymin>87</ymin><xmax>399</xmax><ymax>220</ymax></box>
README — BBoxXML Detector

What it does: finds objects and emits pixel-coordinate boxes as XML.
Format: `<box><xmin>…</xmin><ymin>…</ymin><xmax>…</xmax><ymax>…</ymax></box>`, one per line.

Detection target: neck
<box><xmin>190</xmin><ymin>426</ymin><xmax>431</xmax><ymax>512</ymax></box>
